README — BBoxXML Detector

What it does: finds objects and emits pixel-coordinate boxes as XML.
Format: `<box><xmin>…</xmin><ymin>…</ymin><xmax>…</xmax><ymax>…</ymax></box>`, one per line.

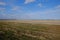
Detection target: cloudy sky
<box><xmin>0</xmin><ymin>0</ymin><xmax>60</xmax><ymax>19</ymax></box>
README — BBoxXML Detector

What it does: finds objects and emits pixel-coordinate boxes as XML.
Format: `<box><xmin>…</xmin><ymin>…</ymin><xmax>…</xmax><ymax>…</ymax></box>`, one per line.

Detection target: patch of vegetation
<box><xmin>0</xmin><ymin>22</ymin><xmax>60</xmax><ymax>40</ymax></box>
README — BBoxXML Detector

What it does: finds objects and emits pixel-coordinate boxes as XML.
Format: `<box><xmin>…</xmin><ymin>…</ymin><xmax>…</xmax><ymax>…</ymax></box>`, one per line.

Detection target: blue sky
<box><xmin>0</xmin><ymin>0</ymin><xmax>60</xmax><ymax>19</ymax></box>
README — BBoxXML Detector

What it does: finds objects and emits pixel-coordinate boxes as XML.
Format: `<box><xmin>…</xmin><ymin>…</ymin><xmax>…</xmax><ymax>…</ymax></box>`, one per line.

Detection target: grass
<box><xmin>0</xmin><ymin>21</ymin><xmax>60</xmax><ymax>40</ymax></box>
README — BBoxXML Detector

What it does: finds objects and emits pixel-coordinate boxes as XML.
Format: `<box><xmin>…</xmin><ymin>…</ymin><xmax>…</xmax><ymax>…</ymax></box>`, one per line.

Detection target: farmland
<box><xmin>0</xmin><ymin>20</ymin><xmax>60</xmax><ymax>40</ymax></box>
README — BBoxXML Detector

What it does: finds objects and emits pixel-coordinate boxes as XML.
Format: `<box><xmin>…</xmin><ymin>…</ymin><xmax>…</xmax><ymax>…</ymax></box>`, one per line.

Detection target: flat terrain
<box><xmin>0</xmin><ymin>20</ymin><xmax>60</xmax><ymax>25</ymax></box>
<box><xmin>0</xmin><ymin>20</ymin><xmax>60</xmax><ymax>40</ymax></box>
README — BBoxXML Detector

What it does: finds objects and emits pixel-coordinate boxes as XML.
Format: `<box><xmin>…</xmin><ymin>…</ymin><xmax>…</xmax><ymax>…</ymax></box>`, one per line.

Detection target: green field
<box><xmin>0</xmin><ymin>20</ymin><xmax>60</xmax><ymax>40</ymax></box>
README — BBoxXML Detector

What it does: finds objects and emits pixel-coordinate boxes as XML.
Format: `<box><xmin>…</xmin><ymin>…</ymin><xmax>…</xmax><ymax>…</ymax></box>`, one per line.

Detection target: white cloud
<box><xmin>45</xmin><ymin>0</ymin><xmax>48</xmax><ymax>2</ymax></box>
<box><xmin>1</xmin><ymin>13</ymin><xmax>7</xmax><ymax>16</ymax></box>
<box><xmin>55</xmin><ymin>5</ymin><xmax>60</xmax><ymax>9</ymax></box>
<box><xmin>0</xmin><ymin>8</ymin><xmax>6</xmax><ymax>12</ymax></box>
<box><xmin>21</xmin><ymin>7</ymin><xmax>60</xmax><ymax>19</ymax></box>
<box><xmin>38</xmin><ymin>5</ymin><xmax>60</xmax><ymax>14</ymax></box>
<box><xmin>24</xmin><ymin>0</ymin><xmax>35</xmax><ymax>4</ymax></box>
<box><xmin>0</xmin><ymin>8</ymin><xmax>5</xmax><ymax>10</ymax></box>
<box><xmin>11</xmin><ymin>6</ymin><xmax>21</xmax><ymax>11</ymax></box>
<box><xmin>0</xmin><ymin>2</ymin><xmax>6</xmax><ymax>6</ymax></box>
<box><xmin>38</xmin><ymin>3</ymin><xmax>43</xmax><ymax>7</ymax></box>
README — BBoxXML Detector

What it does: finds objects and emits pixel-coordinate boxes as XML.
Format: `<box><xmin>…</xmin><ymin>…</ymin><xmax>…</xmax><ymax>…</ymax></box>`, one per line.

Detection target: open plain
<box><xmin>0</xmin><ymin>20</ymin><xmax>60</xmax><ymax>40</ymax></box>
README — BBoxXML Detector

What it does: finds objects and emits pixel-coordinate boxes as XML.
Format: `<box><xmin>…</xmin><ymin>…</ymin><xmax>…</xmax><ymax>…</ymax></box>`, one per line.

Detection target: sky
<box><xmin>0</xmin><ymin>0</ymin><xmax>60</xmax><ymax>20</ymax></box>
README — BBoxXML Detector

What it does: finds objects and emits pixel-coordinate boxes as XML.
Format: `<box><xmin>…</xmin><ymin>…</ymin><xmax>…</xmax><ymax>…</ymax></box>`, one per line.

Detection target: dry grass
<box><xmin>0</xmin><ymin>20</ymin><xmax>60</xmax><ymax>40</ymax></box>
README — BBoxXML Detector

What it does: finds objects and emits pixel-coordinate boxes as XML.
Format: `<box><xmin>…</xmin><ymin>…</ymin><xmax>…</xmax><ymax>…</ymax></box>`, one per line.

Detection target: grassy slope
<box><xmin>0</xmin><ymin>21</ymin><xmax>60</xmax><ymax>40</ymax></box>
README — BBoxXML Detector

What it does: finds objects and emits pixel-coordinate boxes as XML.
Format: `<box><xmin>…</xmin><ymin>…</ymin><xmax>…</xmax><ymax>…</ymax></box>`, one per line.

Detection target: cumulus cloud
<box><xmin>24</xmin><ymin>0</ymin><xmax>35</xmax><ymax>4</ymax></box>
<box><xmin>0</xmin><ymin>2</ymin><xmax>6</xmax><ymax>6</ymax></box>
